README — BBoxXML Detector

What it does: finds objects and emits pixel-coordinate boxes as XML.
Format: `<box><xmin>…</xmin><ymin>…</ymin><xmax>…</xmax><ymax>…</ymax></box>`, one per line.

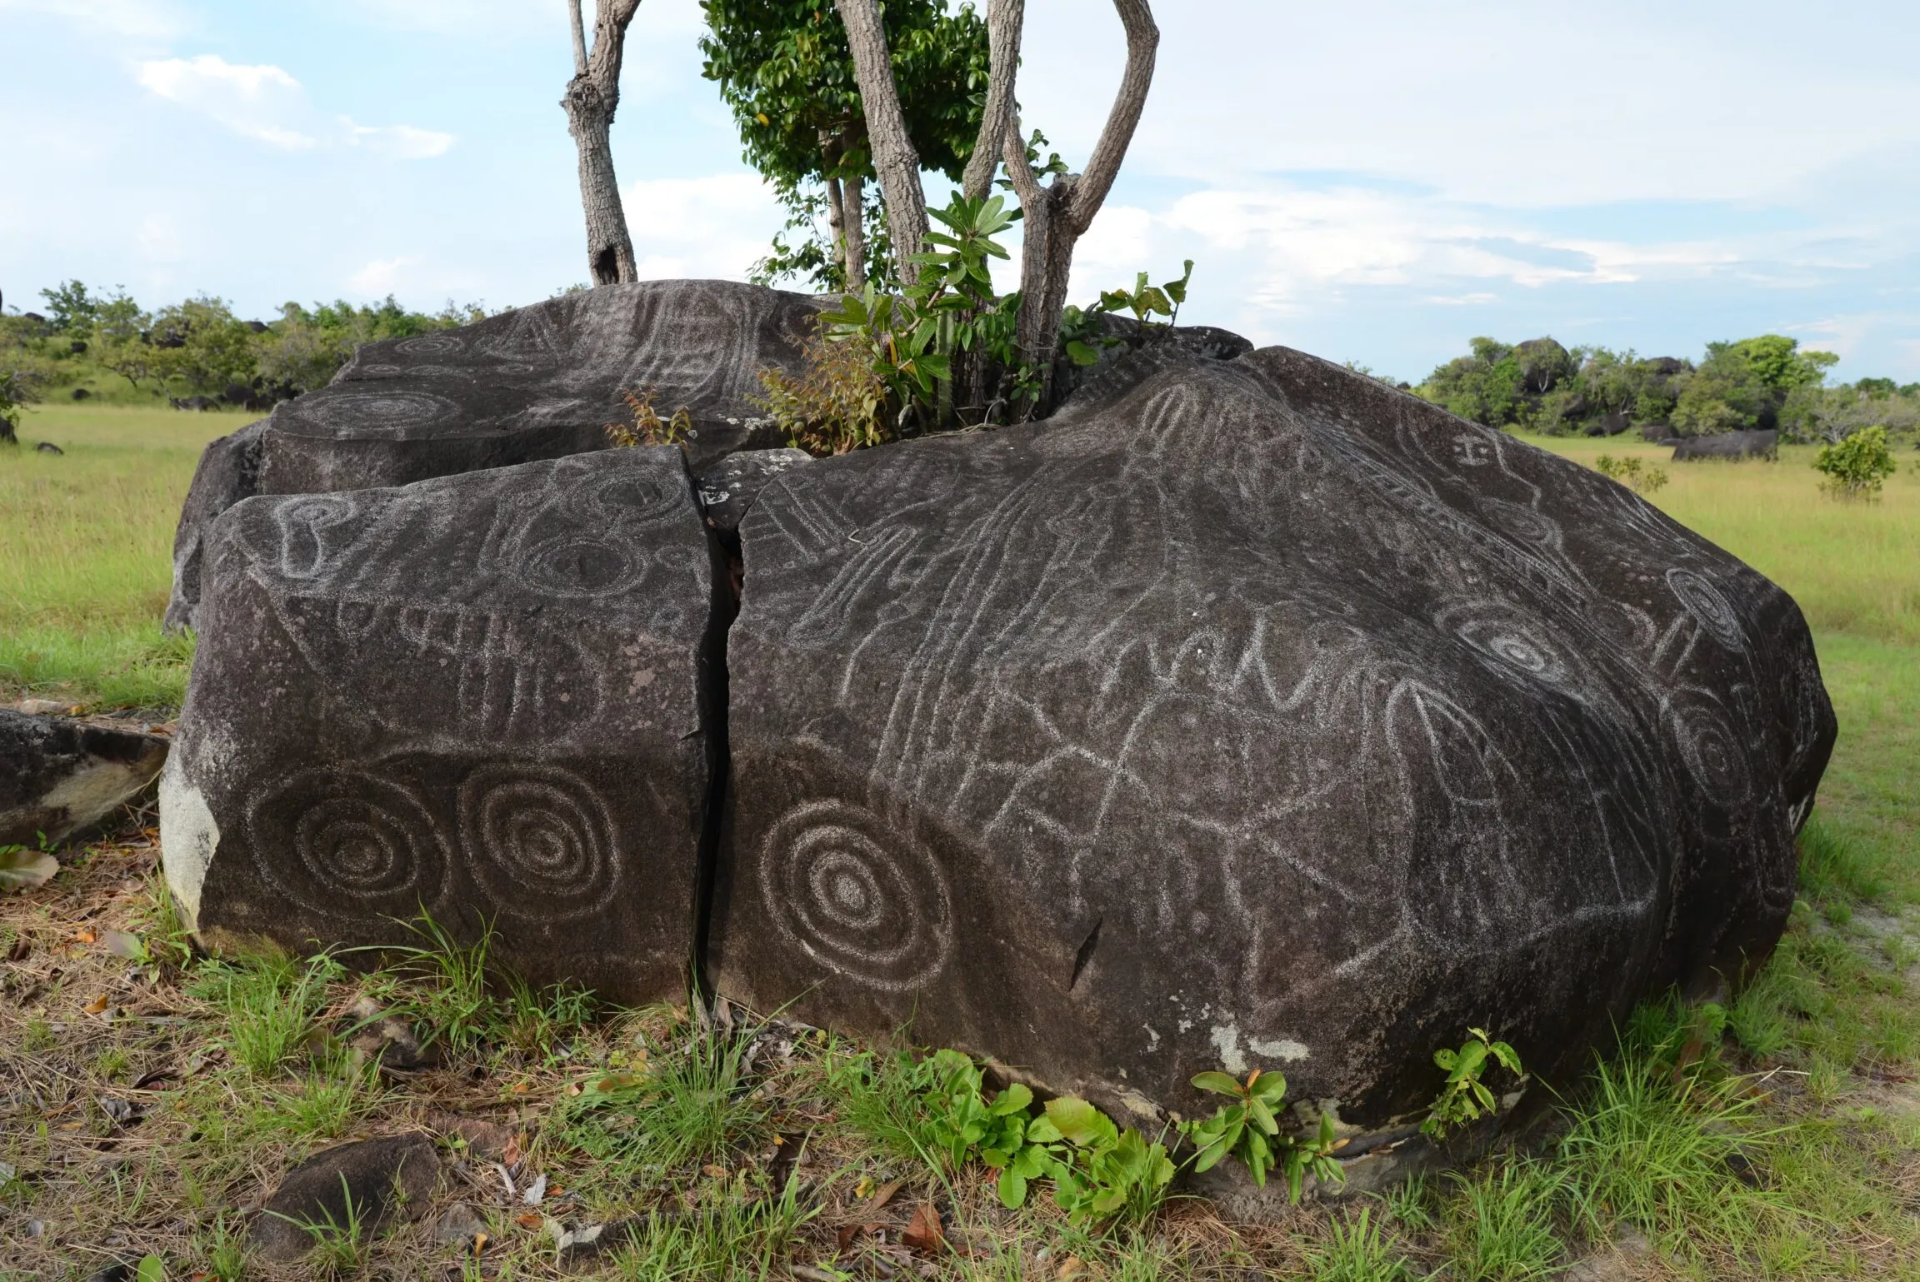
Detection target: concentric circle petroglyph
<box><xmin>1666</xmin><ymin>568</ymin><xmax>1746</xmax><ymax>651</ymax></box>
<box><xmin>297</xmin><ymin>389</ymin><xmax>460</xmax><ymax>435</ymax></box>
<box><xmin>514</xmin><ymin>534</ymin><xmax>644</xmax><ymax>597</ymax></box>
<box><xmin>760</xmin><ymin>800</ymin><xmax>953</xmax><ymax>991</ymax></box>
<box><xmin>1438</xmin><ymin>603</ymin><xmax>1576</xmax><ymax>688</ymax></box>
<box><xmin>458</xmin><ymin>764</ymin><xmax>617</xmax><ymax>921</ymax></box>
<box><xmin>248</xmin><ymin>769</ymin><xmax>448</xmax><ymax>918</ymax></box>
<box><xmin>1666</xmin><ymin>694</ymin><xmax>1754</xmax><ymax>803</ymax></box>
<box><xmin>396</xmin><ymin>334</ymin><xmax>466</xmax><ymax>357</ymax></box>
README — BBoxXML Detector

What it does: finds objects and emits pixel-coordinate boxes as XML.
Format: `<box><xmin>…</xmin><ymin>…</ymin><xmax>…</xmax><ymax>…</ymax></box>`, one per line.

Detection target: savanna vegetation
<box><xmin>1414</xmin><ymin>332</ymin><xmax>1920</xmax><ymax>446</ymax></box>
<box><xmin>0</xmin><ymin>282</ymin><xmax>488</xmax><ymax>416</ymax></box>
<box><xmin>5</xmin><ymin>402</ymin><xmax>1920</xmax><ymax>1280</ymax></box>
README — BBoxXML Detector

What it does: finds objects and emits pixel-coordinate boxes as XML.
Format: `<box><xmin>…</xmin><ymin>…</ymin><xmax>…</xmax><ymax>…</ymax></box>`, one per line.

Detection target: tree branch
<box><xmin>586</xmin><ymin>0</ymin><xmax>644</xmax><ymax>103</ymax></box>
<box><xmin>1000</xmin><ymin>115</ymin><xmax>1043</xmax><ymax>208</ymax></box>
<box><xmin>567</xmin><ymin>0</ymin><xmax>589</xmax><ymax>77</ymax></box>
<box><xmin>835</xmin><ymin>0</ymin><xmax>929</xmax><ymax>284</ymax></box>
<box><xmin>961</xmin><ymin>0</ymin><xmax>1024</xmax><ymax>201</ymax></box>
<box><xmin>1065</xmin><ymin>0</ymin><xmax>1157</xmax><ymax>234</ymax></box>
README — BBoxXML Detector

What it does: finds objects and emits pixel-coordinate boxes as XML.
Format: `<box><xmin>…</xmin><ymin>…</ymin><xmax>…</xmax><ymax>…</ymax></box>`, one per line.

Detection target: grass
<box><xmin>4</xmin><ymin>418</ymin><xmax>1920</xmax><ymax>1278</ymax></box>
<box><xmin>0</xmin><ymin>403</ymin><xmax>247</xmax><ymax>709</ymax></box>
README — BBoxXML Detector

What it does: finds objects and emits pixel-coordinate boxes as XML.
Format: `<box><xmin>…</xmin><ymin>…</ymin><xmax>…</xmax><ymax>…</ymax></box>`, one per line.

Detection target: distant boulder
<box><xmin>1513</xmin><ymin>337</ymin><xmax>1575</xmax><ymax>395</ymax></box>
<box><xmin>1674</xmin><ymin>430</ymin><xmax>1778</xmax><ymax>461</ymax></box>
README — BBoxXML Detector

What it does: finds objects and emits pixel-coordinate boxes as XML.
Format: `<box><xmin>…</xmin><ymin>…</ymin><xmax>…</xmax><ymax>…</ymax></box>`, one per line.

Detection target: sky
<box><xmin>3</xmin><ymin>0</ymin><xmax>1918</xmax><ymax>383</ymax></box>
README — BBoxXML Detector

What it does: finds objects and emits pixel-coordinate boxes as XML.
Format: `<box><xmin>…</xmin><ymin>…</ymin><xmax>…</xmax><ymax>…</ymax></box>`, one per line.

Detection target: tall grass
<box><xmin>1521</xmin><ymin>435</ymin><xmax>1920</xmax><ymax>645</ymax></box>
<box><xmin>0</xmin><ymin>403</ymin><xmax>241</xmax><ymax>707</ymax></box>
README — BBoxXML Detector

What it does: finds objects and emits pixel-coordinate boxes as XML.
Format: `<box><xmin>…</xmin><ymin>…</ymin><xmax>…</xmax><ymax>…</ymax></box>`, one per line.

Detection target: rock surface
<box><xmin>165</xmin><ymin>280</ymin><xmax>822</xmax><ymax>631</ymax></box>
<box><xmin>1673</xmin><ymin>429</ymin><xmax>1778</xmax><ymax>461</ymax></box>
<box><xmin>0</xmin><ymin>710</ymin><xmax>169</xmax><ymax>847</ymax></box>
<box><xmin>250</xmin><ymin>1133</ymin><xmax>437</xmax><ymax>1261</ymax></box>
<box><xmin>708</xmin><ymin>345</ymin><xmax>1834</xmax><ymax>1144</ymax></box>
<box><xmin>161</xmin><ymin>446</ymin><xmax>721</xmax><ymax>1002</ymax></box>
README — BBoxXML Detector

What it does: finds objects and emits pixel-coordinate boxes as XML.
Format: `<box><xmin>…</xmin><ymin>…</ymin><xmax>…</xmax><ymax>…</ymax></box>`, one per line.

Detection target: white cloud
<box><xmin>619</xmin><ymin>173</ymin><xmax>787</xmax><ymax>281</ymax></box>
<box><xmin>136</xmin><ymin>55</ymin><xmax>318</xmax><ymax>148</ymax></box>
<box><xmin>134</xmin><ymin>53</ymin><xmax>453</xmax><ymax>158</ymax></box>
<box><xmin>349</xmin><ymin>122</ymin><xmax>455</xmax><ymax>160</ymax></box>
<box><xmin>348</xmin><ymin>255</ymin><xmax>423</xmax><ymax>294</ymax></box>
<box><xmin>0</xmin><ymin>0</ymin><xmax>184</xmax><ymax>39</ymax></box>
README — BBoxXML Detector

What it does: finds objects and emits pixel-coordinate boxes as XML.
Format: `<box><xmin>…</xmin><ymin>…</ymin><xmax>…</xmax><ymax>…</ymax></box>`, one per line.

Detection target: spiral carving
<box><xmin>458</xmin><ymin>764</ymin><xmax>618</xmax><ymax>921</ymax></box>
<box><xmin>1667</xmin><ymin>695</ymin><xmax>1754</xmax><ymax>803</ymax></box>
<box><xmin>1667</xmin><ymin>568</ymin><xmax>1746</xmax><ymax>651</ymax></box>
<box><xmin>301</xmin><ymin>389</ymin><xmax>458</xmax><ymax>434</ymax></box>
<box><xmin>760</xmin><ymin>799</ymin><xmax>953</xmax><ymax>992</ymax></box>
<box><xmin>248</xmin><ymin>769</ymin><xmax>447</xmax><ymax>917</ymax></box>
<box><xmin>395</xmin><ymin>334</ymin><xmax>465</xmax><ymax>356</ymax></box>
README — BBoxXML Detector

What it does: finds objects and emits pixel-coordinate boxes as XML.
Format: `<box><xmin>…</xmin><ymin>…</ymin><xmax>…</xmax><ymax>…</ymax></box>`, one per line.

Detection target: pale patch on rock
<box><xmin>159</xmin><ymin>758</ymin><xmax>218</xmax><ymax>930</ymax></box>
<box><xmin>1210</xmin><ymin>1024</ymin><xmax>1249</xmax><ymax>1076</ymax></box>
<box><xmin>1248</xmin><ymin>1035</ymin><xmax>1310</xmax><ymax>1063</ymax></box>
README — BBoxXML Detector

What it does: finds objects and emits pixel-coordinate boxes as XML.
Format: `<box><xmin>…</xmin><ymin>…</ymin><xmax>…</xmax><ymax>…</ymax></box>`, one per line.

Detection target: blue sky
<box><xmin>3</xmin><ymin>0</ymin><xmax>1918</xmax><ymax>382</ymax></box>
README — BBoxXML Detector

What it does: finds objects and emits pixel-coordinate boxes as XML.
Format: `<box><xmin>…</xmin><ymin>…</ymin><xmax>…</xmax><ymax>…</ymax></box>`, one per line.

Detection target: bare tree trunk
<box><xmin>843</xmin><ymin>174</ymin><xmax>868</xmax><ymax>286</ymax></box>
<box><xmin>961</xmin><ymin>0</ymin><xmax>1024</xmax><ymax>201</ymax></box>
<box><xmin>562</xmin><ymin>0</ymin><xmax>643</xmax><ymax>287</ymax></box>
<box><xmin>1003</xmin><ymin>0</ymin><xmax>1158</xmax><ymax>413</ymax></box>
<box><xmin>824</xmin><ymin>174</ymin><xmax>850</xmax><ymax>288</ymax></box>
<box><xmin>835</xmin><ymin>0</ymin><xmax>928</xmax><ymax>286</ymax></box>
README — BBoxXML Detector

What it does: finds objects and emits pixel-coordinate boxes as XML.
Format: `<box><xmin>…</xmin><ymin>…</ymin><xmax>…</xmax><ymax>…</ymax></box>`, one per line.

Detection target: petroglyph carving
<box><xmin>459</xmin><ymin>764</ymin><xmax>619</xmax><ymax>921</ymax></box>
<box><xmin>248</xmin><ymin>768</ymin><xmax>449</xmax><ymax>918</ymax></box>
<box><xmin>758</xmin><ymin>799</ymin><xmax>954</xmax><ymax>992</ymax></box>
<box><xmin>713</xmin><ymin>342</ymin><xmax>1833</xmax><ymax>1147</ymax></box>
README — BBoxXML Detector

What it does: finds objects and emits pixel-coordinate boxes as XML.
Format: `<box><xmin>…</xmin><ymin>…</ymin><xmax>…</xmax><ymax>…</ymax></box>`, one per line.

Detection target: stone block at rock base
<box><xmin>0</xmin><ymin>710</ymin><xmax>168</xmax><ymax>847</ymax></box>
<box><xmin>160</xmin><ymin>447</ymin><xmax>721</xmax><ymax>1004</ymax></box>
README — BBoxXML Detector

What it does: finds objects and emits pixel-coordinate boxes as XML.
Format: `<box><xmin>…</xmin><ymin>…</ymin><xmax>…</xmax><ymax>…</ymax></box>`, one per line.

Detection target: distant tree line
<box><xmin>1415</xmin><ymin>334</ymin><xmax>1919</xmax><ymax>445</ymax></box>
<box><xmin>0</xmin><ymin>281</ymin><xmax>488</xmax><ymax>412</ymax></box>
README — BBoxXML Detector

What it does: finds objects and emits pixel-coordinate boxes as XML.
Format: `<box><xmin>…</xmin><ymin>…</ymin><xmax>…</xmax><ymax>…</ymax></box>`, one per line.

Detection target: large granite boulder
<box><xmin>161</xmin><ymin>447</ymin><xmax>721</xmax><ymax>1001</ymax></box>
<box><xmin>164</xmin><ymin>281</ymin><xmax>821</xmax><ymax>632</ymax></box>
<box><xmin>708</xmin><ymin>345</ymin><xmax>1834</xmax><ymax>1146</ymax></box>
<box><xmin>1674</xmin><ymin>429</ymin><xmax>1778</xmax><ymax>461</ymax></box>
<box><xmin>1</xmin><ymin>710</ymin><xmax>168</xmax><ymax>847</ymax></box>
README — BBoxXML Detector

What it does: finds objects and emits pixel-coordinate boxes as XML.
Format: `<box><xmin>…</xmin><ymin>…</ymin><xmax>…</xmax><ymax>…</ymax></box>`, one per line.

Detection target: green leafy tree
<box><xmin>699</xmin><ymin>0</ymin><xmax>989</xmax><ymax>289</ymax></box>
<box><xmin>150</xmin><ymin>296</ymin><xmax>259</xmax><ymax>395</ymax></box>
<box><xmin>37</xmin><ymin>279</ymin><xmax>100</xmax><ymax>334</ymax></box>
<box><xmin>1672</xmin><ymin>335</ymin><xmax>1836</xmax><ymax>437</ymax></box>
<box><xmin>258</xmin><ymin>296</ymin><xmax>484</xmax><ymax>394</ymax></box>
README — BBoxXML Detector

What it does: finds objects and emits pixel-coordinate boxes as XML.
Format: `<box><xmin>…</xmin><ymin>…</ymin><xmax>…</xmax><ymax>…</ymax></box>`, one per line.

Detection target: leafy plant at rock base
<box><xmin>604</xmin><ymin>384</ymin><xmax>694</xmax><ymax>451</ymax></box>
<box><xmin>1594</xmin><ymin>454</ymin><xmax>1670</xmax><ymax>495</ymax></box>
<box><xmin>832</xmin><ymin>1047</ymin><xmax>1173</xmax><ymax>1226</ymax></box>
<box><xmin>1181</xmin><ymin>1069</ymin><xmax>1345</xmax><ymax>1201</ymax></box>
<box><xmin>1423</xmin><ymin>1028</ymin><xmax>1526</xmax><ymax>1140</ymax></box>
<box><xmin>1813</xmin><ymin>424</ymin><xmax>1898</xmax><ymax>499</ymax></box>
<box><xmin>1034</xmin><ymin>1097</ymin><xmax>1176</xmax><ymax>1227</ymax></box>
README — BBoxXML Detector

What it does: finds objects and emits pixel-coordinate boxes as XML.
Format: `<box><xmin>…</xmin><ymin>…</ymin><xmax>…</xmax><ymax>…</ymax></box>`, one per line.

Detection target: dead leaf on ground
<box><xmin>902</xmin><ymin>1202</ymin><xmax>944</xmax><ymax>1256</ymax></box>
<box><xmin>83</xmin><ymin>993</ymin><xmax>110</xmax><ymax>1014</ymax></box>
<box><xmin>864</xmin><ymin>1178</ymin><xmax>903</xmax><ymax>1213</ymax></box>
<box><xmin>99</xmin><ymin>929</ymin><xmax>146</xmax><ymax>959</ymax></box>
<box><xmin>0</xmin><ymin>848</ymin><xmax>59</xmax><ymax>894</ymax></box>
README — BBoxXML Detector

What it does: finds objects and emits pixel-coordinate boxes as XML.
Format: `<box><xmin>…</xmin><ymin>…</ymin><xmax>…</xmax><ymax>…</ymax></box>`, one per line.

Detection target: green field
<box><xmin>4</xmin><ymin>409</ymin><xmax>1920</xmax><ymax>1279</ymax></box>
<box><xmin>0</xmin><ymin>404</ymin><xmax>248</xmax><ymax>709</ymax></box>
